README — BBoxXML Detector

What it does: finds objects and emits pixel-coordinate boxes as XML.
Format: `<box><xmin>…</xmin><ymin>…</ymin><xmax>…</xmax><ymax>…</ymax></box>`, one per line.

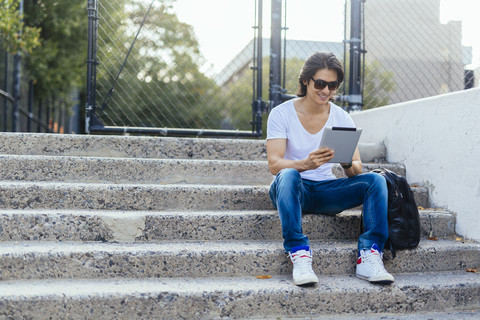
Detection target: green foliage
<box><xmin>23</xmin><ymin>0</ymin><xmax>87</xmax><ymax>100</ymax></box>
<box><xmin>220</xmin><ymin>56</ymin><xmax>306</xmax><ymax>131</ymax></box>
<box><xmin>282</xmin><ymin>56</ymin><xmax>305</xmax><ymax>95</ymax></box>
<box><xmin>0</xmin><ymin>0</ymin><xmax>41</xmax><ymax>54</ymax></box>
<box><xmin>95</xmin><ymin>0</ymin><xmax>224</xmax><ymax>129</ymax></box>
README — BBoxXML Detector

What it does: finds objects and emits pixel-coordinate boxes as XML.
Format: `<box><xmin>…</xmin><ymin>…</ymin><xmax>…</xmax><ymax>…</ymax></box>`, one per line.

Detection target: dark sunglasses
<box><xmin>310</xmin><ymin>77</ymin><xmax>340</xmax><ymax>91</ymax></box>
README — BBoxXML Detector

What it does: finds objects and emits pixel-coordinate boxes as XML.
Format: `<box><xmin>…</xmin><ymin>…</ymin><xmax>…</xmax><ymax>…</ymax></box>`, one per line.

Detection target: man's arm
<box><xmin>266</xmin><ymin>138</ymin><xmax>335</xmax><ymax>175</ymax></box>
<box><xmin>341</xmin><ymin>147</ymin><xmax>363</xmax><ymax>177</ymax></box>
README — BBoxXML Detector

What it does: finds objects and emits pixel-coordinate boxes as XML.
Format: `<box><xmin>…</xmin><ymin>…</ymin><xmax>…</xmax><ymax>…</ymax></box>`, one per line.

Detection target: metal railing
<box><xmin>1</xmin><ymin>51</ymin><xmax>62</xmax><ymax>133</ymax></box>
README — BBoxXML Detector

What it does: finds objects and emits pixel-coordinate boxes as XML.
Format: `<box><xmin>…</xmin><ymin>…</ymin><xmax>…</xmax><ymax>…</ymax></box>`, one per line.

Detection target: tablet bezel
<box><xmin>319</xmin><ymin>126</ymin><xmax>363</xmax><ymax>163</ymax></box>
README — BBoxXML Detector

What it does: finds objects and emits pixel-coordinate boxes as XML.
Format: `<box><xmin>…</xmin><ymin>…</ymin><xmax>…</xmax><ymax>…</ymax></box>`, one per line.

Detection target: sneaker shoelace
<box><xmin>362</xmin><ymin>250</ymin><xmax>388</xmax><ymax>273</ymax></box>
<box><xmin>289</xmin><ymin>251</ymin><xmax>313</xmax><ymax>273</ymax></box>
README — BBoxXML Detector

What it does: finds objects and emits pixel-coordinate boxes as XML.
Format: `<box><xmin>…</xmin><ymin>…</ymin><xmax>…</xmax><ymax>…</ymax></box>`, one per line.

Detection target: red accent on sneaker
<box><xmin>357</xmin><ymin>257</ymin><xmax>362</xmax><ymax>264</ymax></box>
<box><xmin>291</xmin><ymin>252</ymin><xmax>311</xmax><ymax>258</ymax></box>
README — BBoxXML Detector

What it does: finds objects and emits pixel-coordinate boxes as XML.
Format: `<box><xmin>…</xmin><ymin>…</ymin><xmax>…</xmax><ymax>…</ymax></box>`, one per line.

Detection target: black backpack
<box><xmin>371</xmin><ymin>168</ymin><xmax>421</xmax><ymax>258</ymax></box>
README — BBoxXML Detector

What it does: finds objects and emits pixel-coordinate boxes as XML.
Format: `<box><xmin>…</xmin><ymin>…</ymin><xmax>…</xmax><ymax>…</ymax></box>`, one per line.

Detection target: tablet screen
<box><xmin>319</xmin><ymin>126</ymin><xmax>362</xmax><ymax>163</ymax></box>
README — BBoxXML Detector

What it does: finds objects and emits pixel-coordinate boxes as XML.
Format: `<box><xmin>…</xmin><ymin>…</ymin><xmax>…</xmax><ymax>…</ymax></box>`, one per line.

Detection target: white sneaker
<box><xmin>356</xmin><ymin>244</ymin><xmax>394</xmax><ymax>284</ymax></box>
<box><xmin>289</xmin><ymin>246</ymin><xmax>319</xmax><ymax>286</ymax></box>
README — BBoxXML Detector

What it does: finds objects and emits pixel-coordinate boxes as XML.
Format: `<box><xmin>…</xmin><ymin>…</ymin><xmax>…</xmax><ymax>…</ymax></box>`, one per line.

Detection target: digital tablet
<box><xmin>319</xmin><ymin>126</ymin><xmax>363</xmax><ymax>163</ymax></box>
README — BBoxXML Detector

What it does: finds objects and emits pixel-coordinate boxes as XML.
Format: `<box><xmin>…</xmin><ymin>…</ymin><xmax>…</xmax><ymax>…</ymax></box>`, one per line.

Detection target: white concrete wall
<box><xmin>351</xmin><ymin>88</ymin><xmax>480</xmax><ymax>241</ymax></box>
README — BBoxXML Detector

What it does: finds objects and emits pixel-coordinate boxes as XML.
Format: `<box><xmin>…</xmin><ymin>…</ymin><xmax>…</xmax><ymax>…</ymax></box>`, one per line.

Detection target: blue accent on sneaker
<box><xmin>358</xmin><ymin>243</ymin><xmax>382</xmax><ymax>257</ymax></box>
<box><xmin>291</xmin><ymin>245</ymin><xmax>310</xmax><ymax>253</ymax></box>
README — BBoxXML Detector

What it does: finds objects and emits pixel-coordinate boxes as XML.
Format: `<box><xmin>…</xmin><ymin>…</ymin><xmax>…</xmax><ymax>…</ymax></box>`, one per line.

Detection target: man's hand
<box><xmin>303</xmin><ymin>147</ymin><xmax>335</xmax><ymax>171</ymax></box>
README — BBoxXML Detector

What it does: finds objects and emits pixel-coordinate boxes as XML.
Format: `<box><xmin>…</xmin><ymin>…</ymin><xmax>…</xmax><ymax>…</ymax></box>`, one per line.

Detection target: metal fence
<box><xmin>0</xmin><ymin>51</ymin><xmax>71</xmax><ymax>133</ymax></box>
<box><xmin>87</xmin><ymin>0</ymin><xmax>477</xmax><ymax>137</ymax></box>
<box><xmin>87</xmin><ymin>0</ymin><xmax>350</xmax><ymax>136</ymax></box>
<box><xmin>361</xmin><ymin>0</ymin><xmax>476</xmax><ymax>109</ymax></box>
<box><xmin>1</xmin><ymin>45</ymin><xmax>81</xmax><ymax>134</ymax></box>
<box><xmin>3</xmin><ymin>0</ymin><xmax>476</xmax><ymax>135</ymax></box>
<box><xmin>88</xmin><ymin>0</ymin><xmax>266</xmax><ymax>136</ymax></box>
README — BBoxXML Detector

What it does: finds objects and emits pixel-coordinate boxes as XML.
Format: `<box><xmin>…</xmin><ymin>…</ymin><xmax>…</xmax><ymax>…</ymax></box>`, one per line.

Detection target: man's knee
<box><xmin>364</xmin><ymin>172</ymin><xmax>387</xmax><ymax>188</ymax></box>
<box><xmin>277</xmin><ymin>168</ymin><xmax>301</xmax><ymax>185</ymax></box>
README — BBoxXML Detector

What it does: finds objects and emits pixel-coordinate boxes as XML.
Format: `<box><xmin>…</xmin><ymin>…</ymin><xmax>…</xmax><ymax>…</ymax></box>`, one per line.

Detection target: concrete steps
<box><xmin>1</xmin><ymin>272</ymin><xmax>479</xmax><ymax>319</ymax></box>
<box><xmin>0</xmin><ymin>209</ymin><xmax>455</xmax><ymax>242</ymax></box>
<box><xmin>0</xmin><ymin>180</ymin><xmax>428</xmax><ymax>211</ymax></box>
<box><xmin>0</xmin><ymin>133</ymin><xmax>268</xmax><ymax>160</ymax></box>
<box><xmin>0</xmin><ymin>154</ymin><xmax>403</xmax><ymax>185</ymax></box>
<box><xmin>0</xmin><ymin>132</ymin><xmax>478</xmax><ymax>319</ymax></box>
<box><xmin>0</xmin><ymin>132</ymin><xmax>384</xmax><ymax>161</ymax></box>
<box><xmin>0</xmin><ymin>240</ymin><xmax>478</xmax><ymax>281</ymax></box>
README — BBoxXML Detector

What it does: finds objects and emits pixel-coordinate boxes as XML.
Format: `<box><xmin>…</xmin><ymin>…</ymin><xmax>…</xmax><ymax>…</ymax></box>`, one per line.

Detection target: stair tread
<box><xmin>0</xmin><ymin>270</ymin><xmax>478</xmax><ymax>300</ymax></box>
<box><xmin>1</xmin><ymin>270</ymin><xmax>479</xmax><ymax>295</ymax></box>
<box><xmin>2</xmin><ymin>271</ymin><xmax>478</xmax><ymax>319</ymax></box>
<box><xmin>0</xmin><ymin>154</ymin><xmax>269</xmax><ymax>165</ymax></box>
<box><xmin>1</xmin><ymin>238</ymin><xmax>476</xmax><ymax>253</ymax></box>
<box><xmin>0</xmin><ymin>154</ymin><xmax>400</xmax><ymax>166</ymax></box>
<box><xmin>0</xmin><ymin>207</ymin><xmax>451</xmax><ymax>216</ymax></box>
<box><xmin>0</xmin><ymin>179</ymin><xmax>427</xmax><ymax>190</ymax></box>
<box><xmin>0</xmin><ymin>208</ymin><xmax>455</xmax><ymax>242</ymax></box>
<box><xmin>0</xmin><ymin>154</ymin><xmax>404</xmax><ymax>185</ymax></box>
<box><xmin>0</xmin><ymin>238</ymin><xmax>477</xmax><ymax>281</ymax></box>
<box><xmin>322</xmin><ymin>309</ymin><xmax>480</xmax><ymax>320</ymax></box>
<box><xmin>0</xmin><ymin>133</ymin><xmax>269</xmax><ymax>160</ymax></box>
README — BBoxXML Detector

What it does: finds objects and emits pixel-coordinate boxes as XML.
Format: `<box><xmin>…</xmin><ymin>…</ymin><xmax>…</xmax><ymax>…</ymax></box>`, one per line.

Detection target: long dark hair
<box><xmin>296</xmin><ymin>51</ymin><xmax>344</xmax><ymax>97</ymax></box>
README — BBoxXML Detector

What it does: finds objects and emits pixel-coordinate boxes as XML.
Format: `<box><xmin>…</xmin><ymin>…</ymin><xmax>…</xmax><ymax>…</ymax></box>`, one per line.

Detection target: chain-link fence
<box><xmin>87</xmin><ymin>0</ymin><xmax>477</xmax><ymax>136</ymax></box>
<box><xmin>93</xmin><ymin>0</ymin><xmax>260</xmax><ymax>134</ymax></box>
<box><xmin>90</xmin><ymin>0</ymin><xmax>348</xmax><ymax>135</ymax></box>
<box><xmin>362</xmin><ymin>0</ymin><xmax>476</xmax><ymax>109</ymax></box>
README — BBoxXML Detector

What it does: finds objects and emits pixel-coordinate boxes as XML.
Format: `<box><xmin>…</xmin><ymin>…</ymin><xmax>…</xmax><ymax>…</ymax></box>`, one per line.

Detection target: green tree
<box><xmin>0</xmin><ymin>0</ymin><xmax>41</xmax><ymax>54</ymax></box>
<box><xmin>23</xmin><ymin>0</ymin><xmax>87</xmax><ymax>100</ymax></box>
<box><xmin>94</xmin><ymin>0</ymin><xmax>223</xmax><ymax>129</ymax></box>
<box><xmin>221</xmin><ymin>56</ymin><xmax>305</xmax><ymax>131</ymax></box>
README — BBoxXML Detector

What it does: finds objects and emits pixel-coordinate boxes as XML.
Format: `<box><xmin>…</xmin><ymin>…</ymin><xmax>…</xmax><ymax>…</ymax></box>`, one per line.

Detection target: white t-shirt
<box><xmin>266</xmin><ymin>99</ymin><xmax>356</xmax><ymax>181</ymax></box>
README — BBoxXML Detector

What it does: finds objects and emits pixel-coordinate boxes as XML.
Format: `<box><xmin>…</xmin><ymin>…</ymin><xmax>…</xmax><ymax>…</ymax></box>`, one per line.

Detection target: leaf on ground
<box><xmin>418</xmin><ymin>206</ymin><xmax>425</xmax><ymax>210</ymax></box>
<box><xmin>428</xmin><ymin>236</ymin><xmax>438</xmax><ymax>241</ymax></box>
<box><xmin>466</xmin><ymin>268</ymin><xmax>478</xmax><ymax>273</ymax></box>
<box><xmin>256</xmin><ymin>275</ymin><xmax>272</xmax><ymax>279</ymax></box>
<box><xmin>456</xmin><ymin>237</ymin><xmax>463</xmax><ymax>242</ymax></box>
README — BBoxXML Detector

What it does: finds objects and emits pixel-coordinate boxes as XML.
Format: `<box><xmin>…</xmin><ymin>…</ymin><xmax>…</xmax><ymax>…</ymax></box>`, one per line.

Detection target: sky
<box><xmin>171</xmin><ymin>0</ymin><xmax>480</xmax><ymax>73</ymax></box>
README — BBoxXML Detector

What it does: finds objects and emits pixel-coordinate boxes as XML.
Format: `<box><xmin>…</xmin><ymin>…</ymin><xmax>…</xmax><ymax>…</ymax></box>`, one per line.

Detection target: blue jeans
<box><xmin>269</xmin><ymin>168</ymin><xmax>389</xmax><ymax>252</ymax></box>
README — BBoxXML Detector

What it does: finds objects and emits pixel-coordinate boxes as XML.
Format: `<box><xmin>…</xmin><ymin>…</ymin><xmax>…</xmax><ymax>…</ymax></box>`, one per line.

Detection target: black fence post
<box><xmin>12</xmin><ymin>0</ymin><xmax>24</xmax><ymax>132</ymax></box>
<box><xmin>12</xmin><ymin>53</ymin><xmax>21</xmax><ymax>132</ymax></box>
<box><xmin>269</xmin><ymin>0</ymin><xmax>283</xmax><ymax>111</ymax></box>
<box><xmin>348</xmin><ymin>0</ymin><xmax>363</xmax><ymax>112</ymax></box>
<box><xmin>3</xmin><ymin>52</ymin><xmax>8</xmax><ymax>131</ymax></box>
<box><xmin>251</xmin><ymin>0</ymin><xmax>266</xmax><ymax>137</ymax></box>
<box><xmin>37</xmin><ymin>98</ymin><xmax>42</xmax><ymax>132</ymax></box>
<box><xmin>69</xmin><ymin>90</ymin><xmax>80</xmax><ymax>134</ymax></box>
<box><xmin>269</xmin><ymin>0</ymin><xmax>296</xmax><ymax>111</ymax></box>
<box><xmin>46</xmin><ymin>98</ymin><xmax>51</xmax><ymax>133</ymax></box>
<box><xmin>27</xmin><ymin>80</ymin><xmax>33</xmax><ymax>132</ymax></box>
<box><xmin>85</xmin><ymin>0</ymin><xmax>98</xmax><ymax>134</ymax></box>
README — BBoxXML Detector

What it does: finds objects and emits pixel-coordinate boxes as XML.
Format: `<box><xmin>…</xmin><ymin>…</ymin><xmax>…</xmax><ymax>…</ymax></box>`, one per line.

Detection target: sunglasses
<box><xmin>310</xmin><ymin>77</ymin><xmax>340</xmax><ymax>91</ymax></box>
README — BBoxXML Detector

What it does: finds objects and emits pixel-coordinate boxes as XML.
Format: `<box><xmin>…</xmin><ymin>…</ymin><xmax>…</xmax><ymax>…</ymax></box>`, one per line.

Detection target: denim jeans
<box><xmin>269</xmin><ymin>168</ymin><xmax>389</xmax><ymax>252</ymax></box>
